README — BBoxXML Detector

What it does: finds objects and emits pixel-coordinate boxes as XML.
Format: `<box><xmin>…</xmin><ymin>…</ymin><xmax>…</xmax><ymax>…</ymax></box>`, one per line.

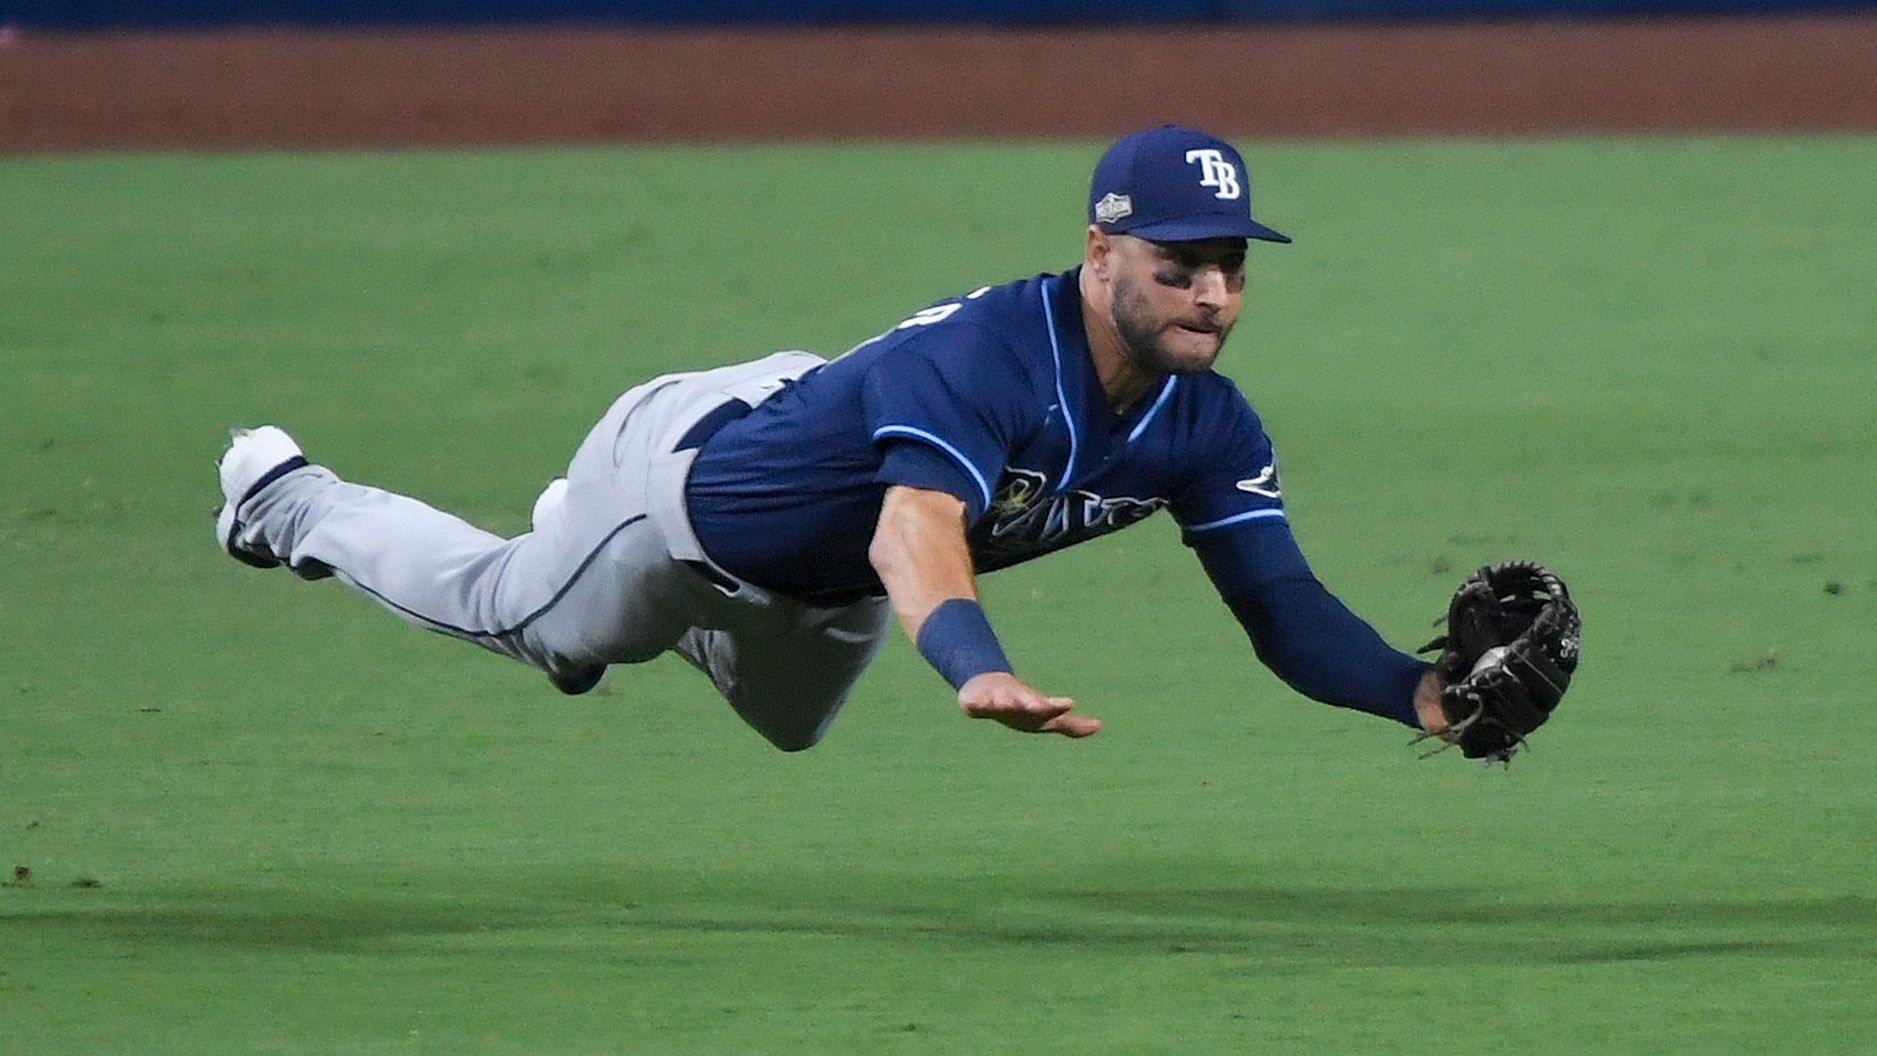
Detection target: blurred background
<box><xmin>2</xmin><ymin>0</ymin><xmax>1875</xmax><ymax>149</ymax></box>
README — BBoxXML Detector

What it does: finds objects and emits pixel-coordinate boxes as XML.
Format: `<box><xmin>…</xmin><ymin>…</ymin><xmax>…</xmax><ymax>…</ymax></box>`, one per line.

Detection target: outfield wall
<box><xmin>8</xmin><ymin>0</ymin><xmax>1877</xmax><ymax>28</ymax></box>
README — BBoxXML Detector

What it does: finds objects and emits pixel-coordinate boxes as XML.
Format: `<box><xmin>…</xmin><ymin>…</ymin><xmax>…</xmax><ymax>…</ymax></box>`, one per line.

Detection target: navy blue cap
<box><xmin>1088</xmin><ymin>125</ymin><xmax>1290</xmax><ymax>244</ymax></box>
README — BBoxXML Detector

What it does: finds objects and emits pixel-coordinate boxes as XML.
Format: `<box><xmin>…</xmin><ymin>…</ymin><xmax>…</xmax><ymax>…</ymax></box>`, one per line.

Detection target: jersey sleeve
<box><xmin>1191</xmin><ymin>496</ymin><xmax>1427</xmax><ymax>727</ymax></box>
<box><xmin>1170</xmin><ymin>388</ymin><xmax>1286</xmax><ymax>540</ymax></box>
<box><xmin>861</xmin><ymin>322</ymin><xmax>1032</xmax><ymax>524</ymax></box>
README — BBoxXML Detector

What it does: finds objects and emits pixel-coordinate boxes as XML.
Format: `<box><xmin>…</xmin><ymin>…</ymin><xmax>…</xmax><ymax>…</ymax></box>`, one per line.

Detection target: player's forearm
<box><xmin>1226</xmin><ymin>575</ymin><xmax>1429</xmax><ymax>727</ymax></box>
<box><xmin>1191</xmin><ymin>521</ymin><xmax>1428</xmax><ymax>727</ymax></box>
<box><xmin>869</xmin><ymin>485</ymin><xmax>1021</xmax><ymax>693</ymax></box>
<box><xmin>869</xmin><ymin>484</ymin><xmax>979</xmax><ymax>639</ymax></box>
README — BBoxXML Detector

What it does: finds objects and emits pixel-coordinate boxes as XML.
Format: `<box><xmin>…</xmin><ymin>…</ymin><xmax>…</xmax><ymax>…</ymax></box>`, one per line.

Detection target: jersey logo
<box><xmin>1094</xmin><ymin>192</ymin><xmax>1133</xmax><ymax>224</ymax></box>
<box><xmin>972</xmin><ymin>468</ymin><xmax>1167</xmax><ymax>569</ymax></box>
<box><xmin>1185</xmin><ymin>150</ymin><xmax>1242</xmax><ymax>200</ymax></box>
<box><xmin>1235</xmin><ymin>463</ymin><xmax>1281</xmax><ymax>498</ymax></box>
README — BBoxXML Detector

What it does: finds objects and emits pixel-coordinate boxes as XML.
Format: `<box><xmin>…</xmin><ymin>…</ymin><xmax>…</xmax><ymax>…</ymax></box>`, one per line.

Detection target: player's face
<box><xmin>1108</xmin><ymin>236</ymin><xmax>1246</xmax><ymax>375</ymax></box>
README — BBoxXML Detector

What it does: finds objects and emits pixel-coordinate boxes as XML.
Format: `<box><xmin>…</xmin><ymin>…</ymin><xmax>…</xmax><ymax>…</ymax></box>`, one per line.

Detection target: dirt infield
<box><xmin>2</xmin><ymin>14</ymin><xmax>1875</xmax><ymax>150</ymax></box>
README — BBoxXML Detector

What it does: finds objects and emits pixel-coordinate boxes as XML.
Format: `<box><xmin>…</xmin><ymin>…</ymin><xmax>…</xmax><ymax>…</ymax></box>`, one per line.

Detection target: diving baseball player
<box><xmin>215</xmin><ymin>125</ymin><xmax>1578</xmax><ymax>758</ymax></box>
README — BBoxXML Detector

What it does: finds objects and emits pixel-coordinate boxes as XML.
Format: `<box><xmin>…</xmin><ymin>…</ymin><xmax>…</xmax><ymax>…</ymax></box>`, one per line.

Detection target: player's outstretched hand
<box><xmin>957</xmin><ymin>672</ymin><xmax>1101</xmax><ymax>738</ymax></box>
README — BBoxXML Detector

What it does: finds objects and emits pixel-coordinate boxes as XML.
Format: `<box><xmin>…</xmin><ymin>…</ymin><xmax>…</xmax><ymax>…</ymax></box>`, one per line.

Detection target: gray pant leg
<box><xmin>236</xmin><ymin>349</ymin><xmax>890</xmax><ymax>749</ymax></box>
<box><xmin>675</xmin><ymin>596</ymin><xmax>891</xmax><ymax>751</ymax></box>
<box><xmin>238</xmin><ymin>378</ymin><xmax>693</xmax><ymax>685</ymax></box>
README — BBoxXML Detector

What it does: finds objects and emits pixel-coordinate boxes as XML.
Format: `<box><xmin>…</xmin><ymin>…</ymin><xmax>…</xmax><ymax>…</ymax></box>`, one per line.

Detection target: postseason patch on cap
<box><xmin>1093</xmin><ymin>192</ymin><xmax>1133</xmax><ymax>225</ymax></box>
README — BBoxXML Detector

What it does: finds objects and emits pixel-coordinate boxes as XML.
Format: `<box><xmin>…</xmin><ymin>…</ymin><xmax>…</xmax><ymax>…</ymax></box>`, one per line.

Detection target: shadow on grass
<box><xmin>4</xmin><ymin>877</ymin><xmax>1871</xmax><ymax>968</ymax></box>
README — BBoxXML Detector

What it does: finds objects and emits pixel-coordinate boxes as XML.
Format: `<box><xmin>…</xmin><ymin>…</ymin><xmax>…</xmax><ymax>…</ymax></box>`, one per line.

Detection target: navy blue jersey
<box><xmin>686</xmin><ymin>268</ymin><xmax>1285</xmax><ymax>604</ymax></box>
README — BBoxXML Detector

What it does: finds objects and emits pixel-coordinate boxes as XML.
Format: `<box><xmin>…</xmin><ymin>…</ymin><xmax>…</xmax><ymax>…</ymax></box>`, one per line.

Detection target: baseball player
<box><xmin>215</xmin><ymin>125</ymin><xmax>1577</xmax><ymax>757</ymax></box>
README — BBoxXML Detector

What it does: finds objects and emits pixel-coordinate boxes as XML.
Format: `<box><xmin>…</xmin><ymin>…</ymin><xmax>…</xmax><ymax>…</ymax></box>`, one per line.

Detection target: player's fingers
<box><xmin>964</xmin><ymin>704</ymin><xmax>1062</xmax><ymax>733</ymax></box>
<box><xmin>960</xmin><ymin>694</ymin><xmax>1048</xmax><ymax>718</ymax></box>
<box><xmin>961</xmin><ymin>697</ymin><xmax>1036</xmax><ymax>724</ymax></box>
<box><xmin>991</xmin><ymin>688</ymin><xmax>1067</xmax><ymax>714</ymax></box>
<box><xmin>1016</xmin><ymin>692</ymin><xmax>1071</xmax><ymax>716</ymax></box>
<box><xmin>961</xmin><ymin>705</ymin><xmax>1042</xmax><ymax>731</ymax></box>
<box><xmin>959</xmin><ymin>684</ymin><xmax>1071</xmax><ymax>721</ymax></box>
<box><xmin>1040</xmin><ymin>713</ymin><xmax>1102</xmax><ymax>738</ymax></box>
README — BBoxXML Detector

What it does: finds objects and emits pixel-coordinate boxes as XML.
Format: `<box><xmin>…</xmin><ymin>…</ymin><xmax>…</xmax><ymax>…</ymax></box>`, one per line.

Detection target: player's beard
<box><xmin>1110</xmin><ymin>272</ymin><xmax>1233</xmax><ymax>376</ymax></box>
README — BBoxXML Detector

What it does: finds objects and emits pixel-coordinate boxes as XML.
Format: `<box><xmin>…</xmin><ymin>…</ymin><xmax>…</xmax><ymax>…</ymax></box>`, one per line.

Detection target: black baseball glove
<box><xmin>1417</xmin><ymin>561</ymin><xmax>1580</xmax><ymax>762</ymax></box>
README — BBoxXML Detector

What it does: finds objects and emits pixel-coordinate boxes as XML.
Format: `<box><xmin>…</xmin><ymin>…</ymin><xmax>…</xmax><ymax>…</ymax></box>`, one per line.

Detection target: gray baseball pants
<box><xmin>237</xmin><ymin>350</ymin><xmax>892</xmax><ymax>751</ymax></box>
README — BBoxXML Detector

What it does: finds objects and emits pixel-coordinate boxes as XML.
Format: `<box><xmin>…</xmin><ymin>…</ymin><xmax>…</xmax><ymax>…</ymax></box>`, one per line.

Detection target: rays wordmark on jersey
<box><xmin>972</xmin><ymin>468</ymin><xmax>1166</xmax><ymax>565</ymax></box>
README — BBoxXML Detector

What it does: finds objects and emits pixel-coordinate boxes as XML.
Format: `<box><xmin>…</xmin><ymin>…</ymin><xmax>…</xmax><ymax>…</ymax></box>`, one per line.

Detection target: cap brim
<box><xmin>1118</xmin><ymin>215</ymin><xmax>1291</xmax><ymax>244</ymax></box>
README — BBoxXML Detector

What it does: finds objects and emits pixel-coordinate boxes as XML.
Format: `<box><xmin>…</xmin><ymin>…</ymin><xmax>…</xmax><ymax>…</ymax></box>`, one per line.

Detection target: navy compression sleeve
<box><xmin>1190</xmin><ymin>520</ymin><xmax>1428</xmax><ymax>728</ymax></box>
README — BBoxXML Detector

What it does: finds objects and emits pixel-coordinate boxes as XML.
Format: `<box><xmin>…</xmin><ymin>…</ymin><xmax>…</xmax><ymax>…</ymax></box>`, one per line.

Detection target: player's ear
<box><xmin>1085</xmin><ymin>225</ymin><xmax>1112</xmax><ymax>277</ymax></box>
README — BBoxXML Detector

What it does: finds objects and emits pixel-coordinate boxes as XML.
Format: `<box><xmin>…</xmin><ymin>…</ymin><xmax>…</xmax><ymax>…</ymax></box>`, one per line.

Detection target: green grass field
<box><xmin>3</xmin><ymin>137</ymin><xmax>1875</xmax><ymax>1055</ymax></box>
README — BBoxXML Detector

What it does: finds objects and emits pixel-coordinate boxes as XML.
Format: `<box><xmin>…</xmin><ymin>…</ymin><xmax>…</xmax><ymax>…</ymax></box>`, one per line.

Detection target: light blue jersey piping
<box><xmin>872</xmin><ymin>424</ymin><xmax>994</xmax><ymax>511</ymax></box>
<box><xmin>1127</xmin><ymin>376</ymin><xmax>1179</xmax><ymax>444</ymax></box>
<box><xmin>1040</xmin><ymin>277</ymin><xmax>1080</xmax><ymax>494</ymax></box>
<box><xmin>1184</xmin><ymin>508</ymin><xmax>1287</xmax><ymax>533</ymax></box>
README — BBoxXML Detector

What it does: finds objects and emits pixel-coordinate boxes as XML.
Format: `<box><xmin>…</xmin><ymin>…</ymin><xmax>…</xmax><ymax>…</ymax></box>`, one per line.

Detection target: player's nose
<box><xmin>1190</xmin><ymin>266</ymin><xmax>1230</xmax><ymax>308</ymax></box>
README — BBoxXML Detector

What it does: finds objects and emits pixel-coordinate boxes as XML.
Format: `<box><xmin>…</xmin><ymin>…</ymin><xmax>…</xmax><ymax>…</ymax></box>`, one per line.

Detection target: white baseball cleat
<box><xmin>214</xmin><ymin>425</ymin><xmax>308</xmax><ymax>570</ymax></box>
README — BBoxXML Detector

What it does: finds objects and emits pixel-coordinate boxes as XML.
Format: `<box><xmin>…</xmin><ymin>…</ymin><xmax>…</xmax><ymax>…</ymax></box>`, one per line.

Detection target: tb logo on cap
<box><xmin>1185</xmin><ymin>149</ymin><xmax>1241</xmax><ymax>200</ymax></box>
